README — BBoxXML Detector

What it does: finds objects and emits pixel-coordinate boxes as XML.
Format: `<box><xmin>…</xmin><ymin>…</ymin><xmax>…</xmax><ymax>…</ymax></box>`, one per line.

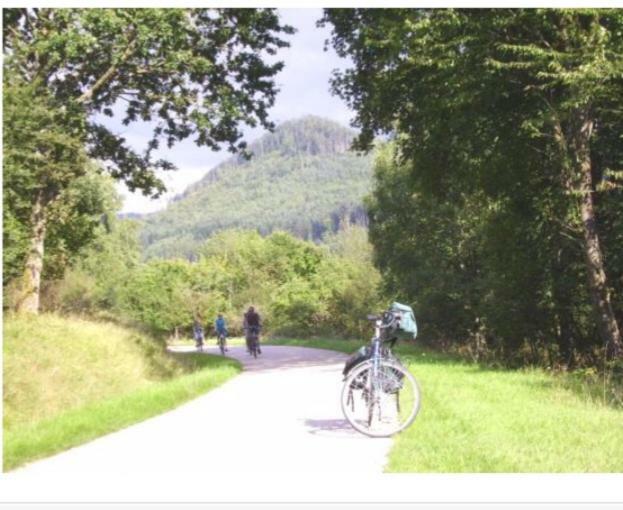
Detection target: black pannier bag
<box><xmin>342</xmin><ymin>346</ymin><xmax>406</xmax><ymax>393</ymax></box>
<box><xmin>342</xmin><ymin>345</ymin><xmax>371</xmax><ymax>378</ymax></box>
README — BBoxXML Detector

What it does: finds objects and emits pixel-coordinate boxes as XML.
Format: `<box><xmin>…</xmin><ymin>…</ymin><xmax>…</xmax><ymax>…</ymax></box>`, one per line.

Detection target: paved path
<box><xmin>6</xmin><ymin>345</ymin><xmax>392</xmax><ymax>476</ymax></box>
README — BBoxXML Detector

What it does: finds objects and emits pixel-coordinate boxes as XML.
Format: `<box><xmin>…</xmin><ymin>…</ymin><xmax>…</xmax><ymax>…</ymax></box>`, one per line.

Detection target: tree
<box><xmin>322</xmin><ymin>8</ymin><xmax>622</xmax><ymax>358</ymax></box>
<box><xmin>3</xmin><ymin>106</ymin><xmax>125</xmax><ymax>312</ymax></box>
<box><xmin>3</xmin><ymin>8</ymin><xmax>294</xmax><ymax>312</ymax></box>
<box><xmin>3</xmin><ymin>80</ymin><xmax>90</xmax><ymax>311</ymax></box>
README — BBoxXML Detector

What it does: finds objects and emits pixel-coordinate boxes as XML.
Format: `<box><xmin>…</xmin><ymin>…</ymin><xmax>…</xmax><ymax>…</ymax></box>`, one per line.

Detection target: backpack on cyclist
<box><xmin>383</xmin><ymin>302</ymin><xmax>418</xmax><ymax>341</ymax></box>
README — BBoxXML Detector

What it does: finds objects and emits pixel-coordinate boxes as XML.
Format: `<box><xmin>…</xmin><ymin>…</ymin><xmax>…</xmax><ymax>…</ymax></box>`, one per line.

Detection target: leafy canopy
<box><xmin>4</xmin><ymin>8</ymin><xmax>294</xmax><ymax>196</ymax></box>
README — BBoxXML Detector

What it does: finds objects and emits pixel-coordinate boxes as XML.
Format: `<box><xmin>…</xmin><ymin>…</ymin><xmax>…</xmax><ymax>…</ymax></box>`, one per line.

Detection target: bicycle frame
<box><xmin>218</xmin><ymin>332</ymin><xmax>226</xmax><ymax>352</ymax></box>
<box><xmin>372</xmin><ymin>320</ymin><xmax>382</xmax><ymax>380</ymax></box>
<box><xmin>370</xmin><ymin>318</ymin><xmax>398</xmax><ymax>391</ymax></box>
<box><xmin>371</xmin><ymin>317</ymin><xmax>397</xmax><ymax>359</ymax></box>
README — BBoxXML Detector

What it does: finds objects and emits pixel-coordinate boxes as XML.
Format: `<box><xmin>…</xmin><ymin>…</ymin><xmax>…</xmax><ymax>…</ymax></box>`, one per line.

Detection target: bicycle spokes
<box><xmin>341</xmin><ymin>361</ymin><xmax>421</xmax><ymax>437</ymax></box>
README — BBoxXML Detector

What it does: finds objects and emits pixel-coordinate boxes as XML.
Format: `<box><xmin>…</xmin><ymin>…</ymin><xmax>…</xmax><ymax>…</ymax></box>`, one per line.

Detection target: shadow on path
<box><xmin>169</xmin><ymin>345</ymin><xmax>348</xmax><ymax>372</ymax></box>
<box><xmin>302</xmin><ymin>418</ymin><xmax>376</xmax><ymax>440</ymax></box>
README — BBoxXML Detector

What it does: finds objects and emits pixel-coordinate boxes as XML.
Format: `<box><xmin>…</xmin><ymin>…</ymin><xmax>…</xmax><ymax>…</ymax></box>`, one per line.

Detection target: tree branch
<box><xmin>77</xmin><ymin>33</ymin><xmax>136</xmax><ymax>105</ymax></box>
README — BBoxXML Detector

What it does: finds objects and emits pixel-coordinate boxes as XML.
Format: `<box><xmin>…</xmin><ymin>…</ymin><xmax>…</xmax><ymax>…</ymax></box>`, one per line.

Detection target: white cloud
<box><xmin>117</xmin><ymin>164</ymin><xmax>215</xmax><ymax>214</ymax></box>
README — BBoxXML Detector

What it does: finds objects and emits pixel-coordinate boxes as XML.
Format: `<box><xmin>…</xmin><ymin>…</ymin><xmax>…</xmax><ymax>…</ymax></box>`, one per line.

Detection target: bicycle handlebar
<box><xmin>366</xmin><ymin>311</ymin><xmax>400</xmax><ymax>328</ymax></box>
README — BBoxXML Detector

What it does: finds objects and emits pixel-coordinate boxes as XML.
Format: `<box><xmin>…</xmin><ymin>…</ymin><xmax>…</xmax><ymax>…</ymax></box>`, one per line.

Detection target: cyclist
<box><xmin>192</xmin><ymin>316</ymin><xmax>205</xmax><ymax>349</ymax></box>
<box><xmin>243</xmin><ymin>306</ymin><xmax>262</xmax><ymax>355</ymax></box>
<box><xmin>214</xmin><ymin>313</ymin><xmax>228</xmax><ymax>352</ymax></box>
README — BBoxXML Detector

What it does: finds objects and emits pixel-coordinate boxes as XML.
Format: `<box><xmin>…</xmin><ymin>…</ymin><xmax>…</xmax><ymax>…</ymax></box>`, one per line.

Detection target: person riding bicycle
<box><xmin>214</xmin><ymin>313</ymin><xmax>228</xmax><ymax>352</ymax></box>
<box><xmin>192</xmin><ymin>316</ymin><xmax>205</xmax><ymax>349</ymax></box>
<box><xmin>243</xmin><ymin>306</ymin><xmax>262</xmax><ymax>355</ymax></box>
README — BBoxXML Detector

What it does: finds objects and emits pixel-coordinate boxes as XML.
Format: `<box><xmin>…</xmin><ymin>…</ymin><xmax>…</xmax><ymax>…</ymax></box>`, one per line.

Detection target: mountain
<box><xmin>140</xmin><ymin>116</ymin><xmax>374</xmax><ymax>259</ymax></box>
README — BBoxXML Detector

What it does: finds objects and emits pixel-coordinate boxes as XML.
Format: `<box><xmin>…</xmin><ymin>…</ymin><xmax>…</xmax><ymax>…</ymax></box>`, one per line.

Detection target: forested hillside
<box><xmin>139</xmin><ymin>116</ymin><xmax>373</xmax><ymax>259</ymax></box>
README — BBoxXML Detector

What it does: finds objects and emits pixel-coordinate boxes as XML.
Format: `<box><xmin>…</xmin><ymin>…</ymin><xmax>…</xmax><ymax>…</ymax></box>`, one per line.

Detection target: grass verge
<box><xmin>3</xmin><ymin>314</ymin><xmax>241</xmax><ymax>471</ymax></box>
<box><xmin>268</xmin><ymin>337</ymin><xmax>623</xmax><ymax>472</ymax></box>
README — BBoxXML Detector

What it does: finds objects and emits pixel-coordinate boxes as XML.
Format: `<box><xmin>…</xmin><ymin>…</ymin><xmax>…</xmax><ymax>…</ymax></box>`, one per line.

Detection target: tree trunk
<box><xmin>552</xmin><ymin>249</ymin><xmax>575</xmax><ymax>368</ymax></box>
<box><xmin>15</xmin><ymin>190</ymin><xmax>48</xmax><ymax>314</ymax></box>
<box><xmin>556</xmin><ymin>307</ymin><xmax>575</xmax><ymax>368</ymax></box>
<box><xmin>573</xmin><ymin>115</ymin><xmax>622</xmax><ymax>359</ymax></box>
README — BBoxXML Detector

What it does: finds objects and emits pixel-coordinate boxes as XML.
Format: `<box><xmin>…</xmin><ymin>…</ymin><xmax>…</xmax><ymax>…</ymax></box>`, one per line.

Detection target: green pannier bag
<box><xmin>385</xmin><ymin>302</ymin><xmax>418</xmax><ymax>341</ymax></box>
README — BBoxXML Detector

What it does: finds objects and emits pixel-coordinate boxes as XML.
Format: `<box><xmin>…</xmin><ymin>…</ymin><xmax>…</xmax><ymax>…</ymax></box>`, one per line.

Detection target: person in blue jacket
<box><xmin>214</xmin><ymin>313</ymin><xmax>228</xmax><ymax>352</ymax></box>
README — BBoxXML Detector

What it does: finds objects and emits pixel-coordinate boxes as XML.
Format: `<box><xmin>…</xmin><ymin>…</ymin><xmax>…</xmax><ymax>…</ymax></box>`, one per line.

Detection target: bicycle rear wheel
<box><xmin>341</xmin><ymin>360</ymin><xmax>421</xmax><ymax>437</ymax></box>
<box><xmin>249</xmin><ymin>335</ymin><xmax>258</xmax><ymax>358</ymax></box>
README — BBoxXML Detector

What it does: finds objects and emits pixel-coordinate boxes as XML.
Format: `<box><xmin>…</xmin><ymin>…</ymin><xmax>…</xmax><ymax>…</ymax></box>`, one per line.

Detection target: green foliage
<box><xmin>43</xmin><ymin>170</ymin><xmax>122</xmax><ymax>279</ymax></box>
<box><xmin>270</xmin><ymin>277</ymin><xmax>327</xmax><ymax>335</ymax></box>
<box><xmin>366</xmin><ymin>144</ymin><xmax>486</xmax><ymax>344</ymax></box>
<box><xmin>323</xmin><ymin>9</ymin><xmax>623</xmax><ymax>365</ymax></box>
<box><xmin>45</xmin><ymin>217</ymin><xmax>142</xmax><ymax>313</ymax></box>
<box><xmin>106</xmin><ymin>228</ymin><xmax>384</xmax><ymax>339</ymax></box>
<box><xmin>140</xmin><ymin>117</ymin><xmax>373</xmax><ymax>258</ymax></box>
<box><xmin>115</xmin><ymin>259</ymin><xmax>198</xmax><ymax>335</ymax></box>
<box><xmin>4</xmin><ymin>8</ymin><xmax>294</xmax><ymax>194</ymax></box>
<box><xmin>2</xmin><ymin>78</ymin><xmax>88</xmax><ymax>193</ymax></box>
<box><xmin>366</xmin><ymin>141</ymin><xmax>609</xmax><ymax>366</ymax></box>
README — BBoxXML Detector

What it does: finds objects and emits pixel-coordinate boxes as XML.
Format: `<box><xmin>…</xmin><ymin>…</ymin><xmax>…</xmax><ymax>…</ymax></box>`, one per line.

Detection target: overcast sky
<box><xmin>106</xmin><ymin>8</ymin><xmax>354</xmax><ymax>215</ymax></box>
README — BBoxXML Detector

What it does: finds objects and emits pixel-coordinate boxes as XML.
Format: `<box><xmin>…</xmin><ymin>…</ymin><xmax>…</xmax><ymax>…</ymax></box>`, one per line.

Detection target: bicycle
<box><xmin>246</xmin><ymin>326</ymin><xmax>261</xmax><ymax>358</ymax></box>
<box><xmin>341</xmin><ymin>311</ymin><xmax>421</xmax><ymax>437</ymax></box>
<box><xmin>217</xmin><ymin>331</ymin><xmax>227</xmax><ymax>355</ymax></box>
<box><xmin>194</xmin><ymin>330</ymin><xmax>205</xmax><ymax>351</ymax></box>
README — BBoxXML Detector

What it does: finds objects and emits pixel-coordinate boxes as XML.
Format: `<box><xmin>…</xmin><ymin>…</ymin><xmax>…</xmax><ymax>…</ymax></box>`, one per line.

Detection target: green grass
<box><xmin>268</xmin><ymin>337</ymin><xmax>623</xmax><ymax>472</ymax></box>
<box><xmin>3</xmin><ymin>314</ymin><xmax>241</xmax><ymax>471</ymax></box>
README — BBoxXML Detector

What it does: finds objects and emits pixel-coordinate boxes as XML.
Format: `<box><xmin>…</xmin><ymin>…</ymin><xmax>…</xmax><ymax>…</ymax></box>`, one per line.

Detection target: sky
<box><xmin>105</xmin><ymin>8</ymin><xmax>354</xmax><ymax>215</ymax></box>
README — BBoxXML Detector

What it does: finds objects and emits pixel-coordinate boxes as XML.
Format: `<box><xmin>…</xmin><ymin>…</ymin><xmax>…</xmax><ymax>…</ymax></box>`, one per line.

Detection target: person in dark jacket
<box><xmin>243</xmin><ymin>306</ymin><xmax>262</xmax><ymax>355</ymax></box>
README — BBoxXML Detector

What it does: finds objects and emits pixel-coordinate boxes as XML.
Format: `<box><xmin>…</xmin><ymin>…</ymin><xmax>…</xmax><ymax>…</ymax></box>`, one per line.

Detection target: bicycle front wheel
<box><xmin>341</xmin><ymin>360</ymin><xmax>421</xmax><ymax>437</ymax></box>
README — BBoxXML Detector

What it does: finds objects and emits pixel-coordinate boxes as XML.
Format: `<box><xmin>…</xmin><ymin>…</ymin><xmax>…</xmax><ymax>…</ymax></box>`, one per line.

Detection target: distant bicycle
<box><xmin>341</xmin><ymin>304</ymin><xmax>421</xmax><ymax>437</ymax></box>
<box><xmin>246</xmin><ymin>326</ymin><xmax>261</xmax><ymax>358</ymax></box>
<box><xmin>217</xmin><ymin>332</ymin><xmax>227</xmax><ymax>355</ymax></box>
<box><xmin>193</xmin><ymin>319</ymin><xmax>205</xmax><ymax>351</ymax></box>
